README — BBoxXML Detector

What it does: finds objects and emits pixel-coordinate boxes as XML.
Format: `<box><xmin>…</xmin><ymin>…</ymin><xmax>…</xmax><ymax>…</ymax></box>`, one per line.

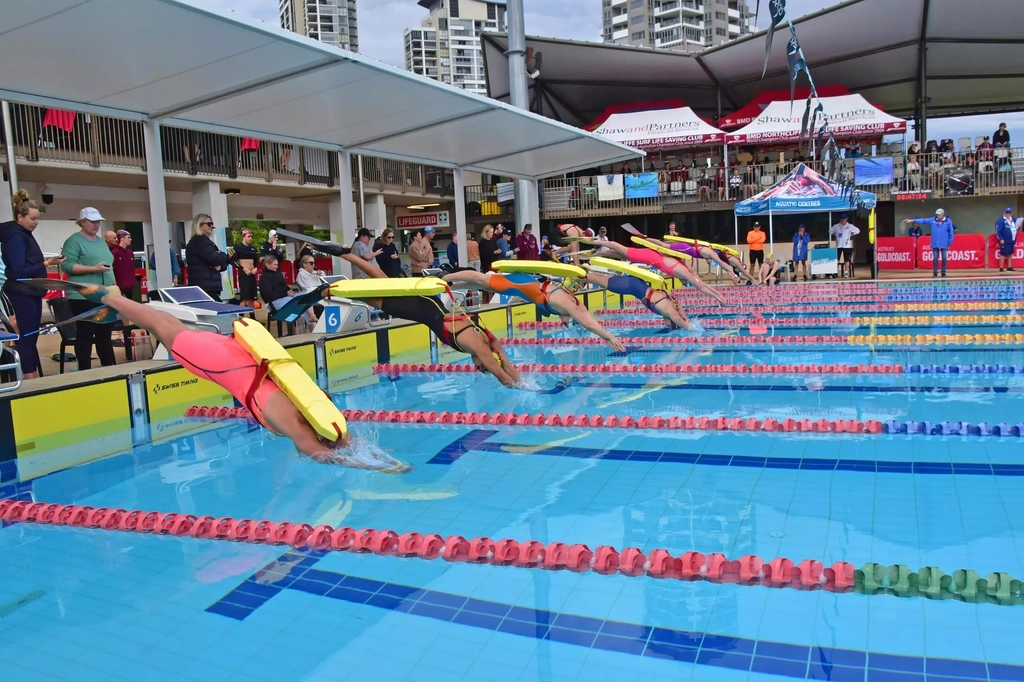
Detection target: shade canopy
<box><xmin>591</xmin><ymin>107</ymin><xmax>726</xmax><ymax>150</ymax></box>
<box><xmin>0</xmin><ymin>0</ymin><xmax>641</xmax><ymax>179</ymax></box>
<box><xmin>717</xmin><ymin>85</ymin><xmax>850</xmax><ymax>130</ymax></box>
<box><xmin>735</xmin><ymin>163</ymin><xmax>877</xmax><ymax>216</ymax></box>
<box><xmin>484</xmin><ymin>0</ymin><xmax>1024</xmax><ymax>127</ymax></box>
<box><xmin>726</xmin><ymin>95</ymin><xmax>907</xmax><ymax>145</ymax></box>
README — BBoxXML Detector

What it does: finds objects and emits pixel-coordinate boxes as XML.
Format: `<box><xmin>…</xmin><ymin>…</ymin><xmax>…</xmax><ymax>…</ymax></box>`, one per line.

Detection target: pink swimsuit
<box><xmin>171</xmin><ymin>331</ymin><xmax>281</xmax><ymax>428</ymax></box>
<box><xmin>626</xmin><ymin>247</ymin><xmax>680</xmax><ymax>278</ymax></box>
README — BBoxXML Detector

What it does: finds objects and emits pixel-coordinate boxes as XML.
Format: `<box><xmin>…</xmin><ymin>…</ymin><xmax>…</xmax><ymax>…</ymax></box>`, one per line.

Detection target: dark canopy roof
<box><xmin>483</xmin><ymin>0</ymin><xmax>1024</xmax><ymax>129</ymax></box>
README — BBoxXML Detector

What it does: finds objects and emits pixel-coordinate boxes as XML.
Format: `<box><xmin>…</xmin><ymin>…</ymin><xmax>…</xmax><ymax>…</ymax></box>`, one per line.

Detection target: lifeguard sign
<box><xmin>396</xmin><ymin>211</ymin><xmax>450</xmax><ymax>230</ymax></box>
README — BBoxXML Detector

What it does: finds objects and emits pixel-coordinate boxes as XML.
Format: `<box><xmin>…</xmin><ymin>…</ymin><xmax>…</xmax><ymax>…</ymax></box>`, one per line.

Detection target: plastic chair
<box><xmin>957</xmin><ymin>137</ymin><xmax>972</xmax><ymax>151</ymax></box>
<box><xmin>46</xmin><ymin>298</ymin><xmax>77</xmax><ymax>374</ymax></box>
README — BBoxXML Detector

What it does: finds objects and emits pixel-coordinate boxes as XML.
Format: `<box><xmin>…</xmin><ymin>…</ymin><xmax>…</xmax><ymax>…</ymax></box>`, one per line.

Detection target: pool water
<box><xmin>3</xmin><ymin>280</ymin><xmax>1024</xmax><ymax>682</ymax></box>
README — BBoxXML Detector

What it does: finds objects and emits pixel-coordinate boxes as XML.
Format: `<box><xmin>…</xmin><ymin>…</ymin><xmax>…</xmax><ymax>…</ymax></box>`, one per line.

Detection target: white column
<box><xmin>191</xmin><ymin>180</ymin><xmax>231</xmax><ymax>295</ymax></box>
<box><xmin>2</xmin><ymin>101</ymin><xmax>17</xmax><ymax>216</ymax></box>
<box><xmin>330</xmin><ymin>150</ymin><xmax>359</xmax><ymax>276</ymax></box>
<box><xmin>362</xmin><ymin>194</ymin><xmax>387</xmax><ymax>235</ymax></box>
<box><xmin>454</xmin><ymin>168</ymin><xmax>468</xmax><ymax>264</ymax></box>
<box><xmin>143</xmin><ymin>120</ymin><xmax>173</xmax><ymax>289</ymax></box>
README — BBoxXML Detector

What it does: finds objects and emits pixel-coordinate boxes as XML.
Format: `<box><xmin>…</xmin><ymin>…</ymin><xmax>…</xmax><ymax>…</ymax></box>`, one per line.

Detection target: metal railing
<box><xmin>1</xmin><ymin>103</ymin><xmax>452</xmax><ymax>195</ymax></box>
<box><xmin>540</xmin><ymin>148</ymin><xmax>1024</xmax><ymax>219</ymax></box>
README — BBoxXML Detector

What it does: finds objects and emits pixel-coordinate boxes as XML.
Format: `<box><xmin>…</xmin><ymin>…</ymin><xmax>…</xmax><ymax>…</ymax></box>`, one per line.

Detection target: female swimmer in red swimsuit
<box><xmin>441</xmin><ymin>269</ymin><xmax>626</xmax><ymax>351</ymax></box>
<box><xmin>93</xmin><ymin>288</ymin><xmax>408</xmax><ymax>471</ymax></box>
<box><xmin>574</xmin><ymin>238</ymin><xmax>726</xmax><ymax>305</ymax></box>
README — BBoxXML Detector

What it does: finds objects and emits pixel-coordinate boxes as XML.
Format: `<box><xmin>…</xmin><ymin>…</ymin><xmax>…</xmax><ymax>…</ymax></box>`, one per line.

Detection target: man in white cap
<box><xmin>260</xmin><ymin>229</ymin><xmax>283</xmax><ymax>262</ymax></box>
<box><xmin>903</xmin><ymin>208</ymin><xmax>955</xmax><ymax>278</ymax></box>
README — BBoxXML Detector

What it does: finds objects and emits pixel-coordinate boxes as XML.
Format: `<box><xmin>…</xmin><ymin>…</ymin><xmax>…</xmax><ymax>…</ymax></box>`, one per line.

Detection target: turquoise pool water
<box><xmin>3</xmin><ymin>280</ymin><xmax>1024</xmax><ymax>682</ymax></box>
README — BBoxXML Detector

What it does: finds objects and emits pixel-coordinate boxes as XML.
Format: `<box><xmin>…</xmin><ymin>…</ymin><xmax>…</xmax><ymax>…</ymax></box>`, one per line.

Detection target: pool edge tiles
<box><xmin>206</xmin><ymin>552</ymin><xmax>1021</xmax><ymax>682</ymax></box>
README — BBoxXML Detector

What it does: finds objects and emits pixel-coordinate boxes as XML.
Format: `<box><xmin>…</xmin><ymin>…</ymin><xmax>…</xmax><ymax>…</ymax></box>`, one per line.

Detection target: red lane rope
<box><xmin>502</xmin><ymin>335</ymin><xmax>849</xmax><ymax>346</ymax></box>
<box><xmin>521</xmin><ymin>317</ymin><xmax>871</xmax><ymax>330</ymax></box>
<box><xmin>373</xmin><ymin>363</ymin><xmax>903</xmax><ymax>375</ymax></box>
<box><xmin>340</xmin><ymin>408</ymin><xmax>886</xmax><ymax>435</ymax></box>
<box><xmin>0</xmin><ymin>499</ymin><xmax>856</xmax><ymax>593</ymax></box>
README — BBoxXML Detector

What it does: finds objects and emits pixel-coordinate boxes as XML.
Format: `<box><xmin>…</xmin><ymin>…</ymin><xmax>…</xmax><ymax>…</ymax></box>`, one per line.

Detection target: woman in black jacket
<box><xmin>478</xmin><ymin>224</ymin><xmax>502</xmax><ymax>273</ymax></box>
<box><xmin>185</xmin><ymin>214</ymin><xmax>228</xmax><ymax>300</ymax></box>
<box><xmin>375</xmin><ymin>228</ymin><xmax>403</xmax><ymax>277</ymax></box>
<box><xmin>0</xmin><ymin>190</ymin><xmax>65</xmax><ymax>378</ymax></box>
<box><xmin>258</xmin><ymin>255</ymin><xmax>291</xmax><ymax>309</ymax></box>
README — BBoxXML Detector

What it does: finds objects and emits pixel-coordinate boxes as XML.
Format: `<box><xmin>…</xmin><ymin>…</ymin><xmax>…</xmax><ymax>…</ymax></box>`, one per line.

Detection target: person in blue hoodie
<box><xmin>0</xmin><ymin>191</ymin><xmax>66</xmax><ymax>377</ymax></box>
<box><xmin>903</xmin><ymin>208</ymin><xmax>955</xmax><ymax>277</ymax></box>
<box><xmin>792</xmin><ymin>224</ymin><xmax>811</xmax><ymax>281</ymax></box>
<box><xmin>995</xmin><ymin>207</ymin><xmax>1017</xmax><ymax>273</ymax></box>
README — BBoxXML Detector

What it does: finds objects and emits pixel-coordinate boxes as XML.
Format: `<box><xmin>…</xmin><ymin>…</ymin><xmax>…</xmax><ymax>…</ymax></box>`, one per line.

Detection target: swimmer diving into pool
<box><xmin>441</xmin><ymin>269</ymin><xmax>627</xmax><ymax>352</ymax></box>
<box><xmin>337</xmin><ymin>253</ymin><xmax>523</xmax><ymax>388</ymax></box>
<box><xmin>579</xmin><ymin>270</ymin><xmax>698</xmax><ymax>331</ymax></box>
<box><xmin>69</xmin><ymin>285</ymin><xmax>410</xmax><ymax>473</ymax></box>
<box><xmin>571</xmin><ymin>237</ymin><xmax>726</xmax><ymax>305</ymax></box>
<box><xmin>655</xmin><ymin>238</ymin><xmax>754</xmax><ymax>284</ymax></box>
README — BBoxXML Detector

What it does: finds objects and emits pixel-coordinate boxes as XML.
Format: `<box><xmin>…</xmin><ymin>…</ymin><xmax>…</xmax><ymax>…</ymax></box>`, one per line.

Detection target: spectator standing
<box><xmin>376</xmin><ymin>228</ymin><xmax>402</xmax><ymax>277</ymax></box>
<box><xmin>104</xmin><ymin>231</ymin><xmax>117</xmax><ymax>248</ymax></box>
<box><xmin>993</xmin><ymin>122</ymin><xmax>1011</xmax><ymax>148</ymax></box>
<box><xmin>495</xmin><ymin>226</ymin><xmax>510</xmax><ymax>258</ymax></box>
<box><xmin>829</xmin><ymin>214</ymin><xmax>861</xmax><ymax>279</ymax></box>
<box><xmin>148</xmin><ymin>242</ymin><xmax>181</xmax><ymax>292</ymax></box>
<box><xmin>446</xmin><ymin>234</ymin><xmax>459</xmax><ymax>268</ymax></box>
<box><xmin>746</xmin><ymin>221</ymin><xmax>766</xmax><ymax>269</ymax></box>
<box><xmin>466</xmin><ymin>233</ymin><xmax>481</xmax><ymax>271</ymax></box>
<box><xmin>185</xmin><ymin>213</ymin><xmax>228</xmax><ymax>301</ymax></box>
<box><xmin>478</xmin><ymin>224</ymin><xmax>501</xmax><ymax>273</ymax></box>
<box><xmin>260</xmin><ymin>229</ymin><xmax>284</xmax><ymax>262</ymax></box>
<box><xmin>350</xmin><ymin>228</ymin><xmax>381</xmax><ymax>280</ymax></box>
<box><xmin>409</xmin><ymin>229</ymin><xmax>434</xmax><ymax>275</ymax></box>
<box><xmin>61</xmin><ymin>207</ymin><xmax>116</xmax><ymax>371</ymax></box>
<box><xmin>109</xmin><ymin>230</ymin><xmax>136</xmax><ymax>299</ymax></box>
<box><xmin>903</xmin><ymin>208</ymin><xmax>955</xmax><ymax>278</ymax></box>
<box><xmin>515</xmin><ymin>223</ymin><xmax>539</xmax><ymax>260</ymax></box>
<box><xmin>0</xmin><ymin>191</ymin><xmax>64</xmax><ymax>378</ymax></box>
<box><xmin>667</xmin><ymin>221</ymin><xmax>679</xmax><ymax>237</ymax></box>
<box><xmin>792</xmin><ymin>224</ymin><xmax>811</xmax><ymax>281</ymax></box>
<box><xmin>996</xmin><ymin>207</ymin><xmax>1016</xmax><ymax>273</ymax></box>
<box><xmin>229</xmin><ymin>229</ymin><xmax>258</xmax><ymax>309</ymax></box>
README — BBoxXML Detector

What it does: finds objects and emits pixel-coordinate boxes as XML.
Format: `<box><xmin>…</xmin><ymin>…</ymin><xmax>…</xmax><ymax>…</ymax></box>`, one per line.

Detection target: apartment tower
<box><xmin>603</xmin><ymin>0</ymin><xmax>753</xmax><ymax>51</ymax></box>
<box><xmin>279</xmin><ymin>0</ymin><xmax>359</xmax><ymax>52</ymax></box>
<box><xmin>404</xmin><ymin>0</ymin><xmax>508</xmax><ymax>96</ymax></box>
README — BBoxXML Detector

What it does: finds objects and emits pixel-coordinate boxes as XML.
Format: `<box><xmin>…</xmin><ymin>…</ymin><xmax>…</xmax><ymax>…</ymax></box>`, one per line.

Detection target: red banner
<box><xmin>917</xmin><ymin>234</ymin><xmax>986</xmax><ymax>270</ymax></box>
<box><xmin>875</xmin><ymin>236</ymin><xmax>916</xmax><ymax>270</ymax></box>
<box><xmin>988</xmin><ymin>233</ymin><xmax>1024</xmax><ymax>269</ymax></box>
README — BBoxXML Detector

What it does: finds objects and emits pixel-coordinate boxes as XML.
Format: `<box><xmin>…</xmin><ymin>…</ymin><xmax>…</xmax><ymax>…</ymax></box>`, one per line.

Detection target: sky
<box><xmin>208</xmin><ymin>0</ymin><xmax>1023</xmax><ymax>142</ymax></box>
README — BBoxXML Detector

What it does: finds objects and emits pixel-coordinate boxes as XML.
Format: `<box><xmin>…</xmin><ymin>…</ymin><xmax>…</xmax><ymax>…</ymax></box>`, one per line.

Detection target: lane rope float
<box><xmin>502</xmin><ymin>333</ymin><xmax>1024</xmax><ymax>347</ymax></box>
<box><xmin>0</xmin><ymin>500</ymin><xmax>1018</xmax><ymax>606</ymax></box>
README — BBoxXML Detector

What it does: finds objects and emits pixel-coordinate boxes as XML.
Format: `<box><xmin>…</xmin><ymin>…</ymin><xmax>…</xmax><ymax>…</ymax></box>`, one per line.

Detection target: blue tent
<box><xmin>734</xmin><ymin>163</ymin><xmax>876</xmax><ymax>248</ymax></box>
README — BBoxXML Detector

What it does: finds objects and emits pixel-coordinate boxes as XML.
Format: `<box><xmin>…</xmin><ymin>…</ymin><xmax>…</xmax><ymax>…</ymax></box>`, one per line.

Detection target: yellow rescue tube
<box><xmin>232</xmin><ymin>319</ymin><xmax>348</xmax><ymax>441</ymax></box>
<box><xmin>663</xmin><ymin>235</ymin><xmax>740</xmax><ymax>257</ymax></box>
<box><xmin>329</xmin><ymin>277</ymin><xmax>448</xmax><ymax>299</ymax></box>
<box><xmin>630</xmin><ymin>236</ymin><xmax>691</xmax><ymax>260</ymax></box>
<box><xmin>492</xmin><ymin>260</ymin><xmax>587</xmax><ymax>280</ymax></box>
<box><xmin>587</xmin><ymin>257</ymin><xmax>667</xmax><ymax>289</ymax></box>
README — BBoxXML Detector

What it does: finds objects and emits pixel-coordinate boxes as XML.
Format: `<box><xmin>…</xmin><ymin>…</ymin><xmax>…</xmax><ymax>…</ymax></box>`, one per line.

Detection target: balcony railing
<box><xmin>540</xmin><ymin>148</ymin><xmax>1024</xmax><ymax>219</ymax></box>
<box><xmin>1</xmin><ymin>103</ymin><xmax>453</xmax><ymax>196</ymax></box>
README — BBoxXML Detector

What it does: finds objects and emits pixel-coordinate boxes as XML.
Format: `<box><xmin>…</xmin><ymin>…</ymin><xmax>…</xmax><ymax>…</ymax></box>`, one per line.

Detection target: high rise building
<box><xmin>404</xmin><ymin>0</ymin><xmax>507</xmax><ymax>97</ymax></box>
<box><xmin>602</xmin><ymin>0</ymin><xmax>752</xmax><ymax>51</ymax></box>
<box><xmin>279</xmin><ymin>0</ymin><xmax>359</xmax><ymax>53</ymax></box>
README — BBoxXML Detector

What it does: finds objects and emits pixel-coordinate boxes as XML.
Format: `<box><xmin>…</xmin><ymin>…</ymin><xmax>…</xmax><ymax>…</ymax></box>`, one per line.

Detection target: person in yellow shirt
<box><xmin>746</xmin><ymin>221</ymin><xmax>766</xmax><ymax>270</ymax></box>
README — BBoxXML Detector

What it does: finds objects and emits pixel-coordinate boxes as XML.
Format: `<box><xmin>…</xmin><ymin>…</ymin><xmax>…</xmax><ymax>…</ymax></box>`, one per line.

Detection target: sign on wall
<box><xmin>396</xmin><ymin>211</ymin><xmax>450</xmax><ymax>229</ymax></box>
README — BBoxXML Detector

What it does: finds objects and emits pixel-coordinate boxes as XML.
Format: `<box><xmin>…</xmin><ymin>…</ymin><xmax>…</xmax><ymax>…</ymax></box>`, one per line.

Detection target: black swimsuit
<box><xmin>379</xmin><ymin>296</ymin><xmax>495</xmax><ymax>353</ymax></box>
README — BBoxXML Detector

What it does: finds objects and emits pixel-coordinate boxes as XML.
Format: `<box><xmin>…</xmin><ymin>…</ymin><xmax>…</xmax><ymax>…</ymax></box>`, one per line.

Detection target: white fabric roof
<box><xmin>484</xmin><ymin>0</ymin><xmax>1024</xmax><ymax>127</ymax></box>
<box><xmin>592</xmin><ymin>107</ymin><xmax>725</xmax><ymax>149</ymax></box>
<box><xmin>726</xmin><ymin>95</ymin><xmax>907</xmax><ymax>145</ymax></box>
<box><xmin>0</xmin><ymin>0</ymin><xmax>641</xmax><ymax>179</ymax></box>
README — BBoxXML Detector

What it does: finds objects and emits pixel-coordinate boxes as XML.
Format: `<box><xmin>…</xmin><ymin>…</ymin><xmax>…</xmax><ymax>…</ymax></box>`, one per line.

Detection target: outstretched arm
<box><xmin>442</xmin><ymin>270</ymin><xmax>492</xmax><ymax>290</ymax></box>
<box><xmin>672</xmin><ymin>264</ymin><xmax>725</xmax><ymax>305</ymax></box>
